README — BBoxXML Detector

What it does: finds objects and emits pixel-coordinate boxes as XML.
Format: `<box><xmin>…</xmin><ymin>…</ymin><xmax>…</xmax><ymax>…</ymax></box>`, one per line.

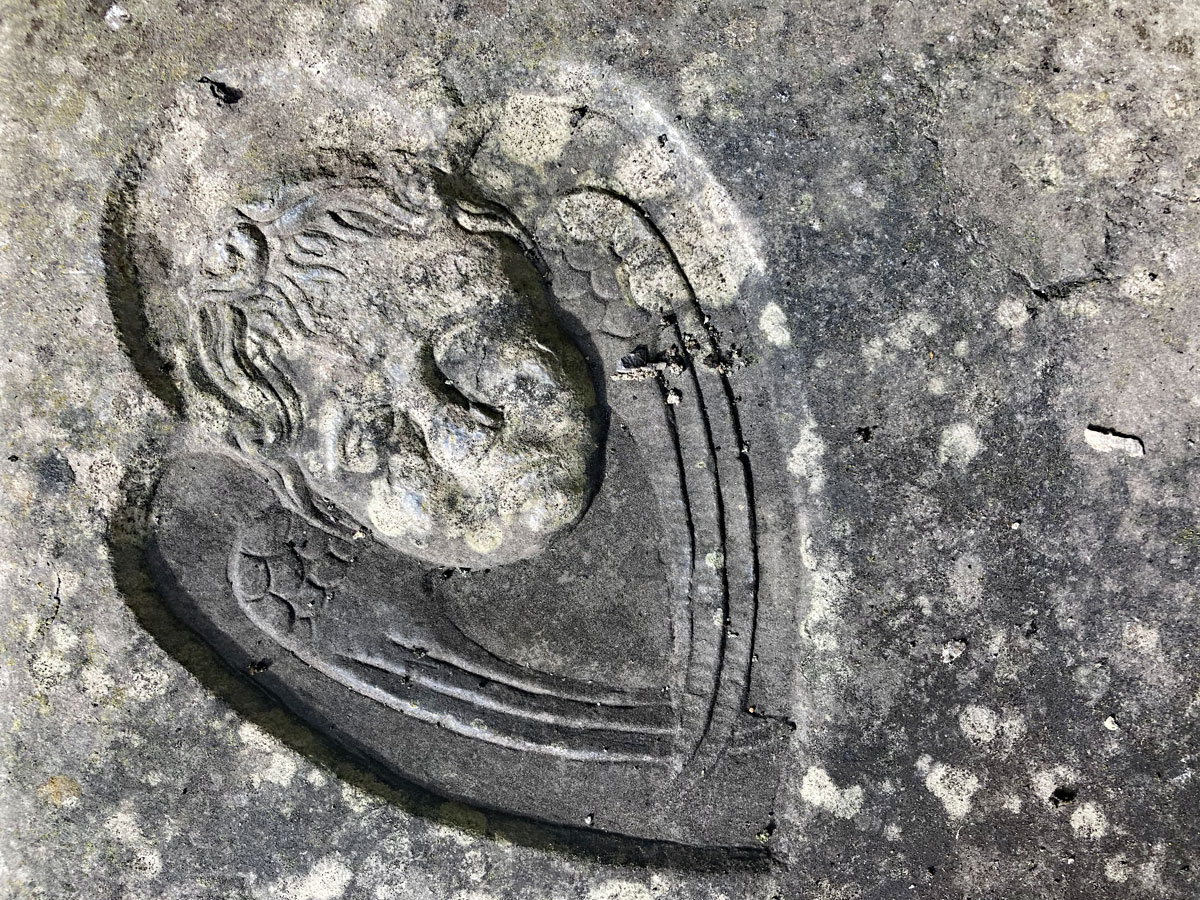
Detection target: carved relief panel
<box><xmin>112</xmin><ymin>63</ymin><xmax>800</xmax><ymax>849</ymax></box>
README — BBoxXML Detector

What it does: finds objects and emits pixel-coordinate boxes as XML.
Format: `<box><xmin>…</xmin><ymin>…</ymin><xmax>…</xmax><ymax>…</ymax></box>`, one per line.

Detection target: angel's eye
<box><xmin>204</xmin><ymin>223</ymin><xmax>268</xmax><ymax>285</ymax></box>
<box><xmin>337</xmin><ymin>405</ymin><xmax>394</xmax><ymax>475</ymax></box>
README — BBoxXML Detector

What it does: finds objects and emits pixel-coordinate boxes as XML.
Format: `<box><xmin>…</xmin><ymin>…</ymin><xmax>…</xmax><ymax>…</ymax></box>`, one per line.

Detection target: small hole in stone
<box><xmin>1049</xmin><ymin>786</ymin><xmax>1077</xmax><ymax>807</ymax></box>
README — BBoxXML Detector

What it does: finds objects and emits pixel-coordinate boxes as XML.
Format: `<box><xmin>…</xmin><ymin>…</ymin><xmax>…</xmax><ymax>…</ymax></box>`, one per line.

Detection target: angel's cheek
<box><xmin>364</xmin><ymin>463</ymin><xmax>437</xmax><ymax>549</ymax></box>
<box><xmin>510</xmin><ymin>472</ymin><xmax>585</xmax><ymax>537</ymax></box>
<box><xmin>476</xmin><ymin>346</ymin><xmax>571</xmax><ymax>412</ymax></box>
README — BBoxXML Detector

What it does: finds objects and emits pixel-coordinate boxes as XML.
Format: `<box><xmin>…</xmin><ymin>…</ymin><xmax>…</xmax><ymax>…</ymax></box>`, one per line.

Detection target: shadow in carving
<box><xmin>102</xmin><ymin>151</ymin><xmax>183</xmax><ymax>416</ymax></box>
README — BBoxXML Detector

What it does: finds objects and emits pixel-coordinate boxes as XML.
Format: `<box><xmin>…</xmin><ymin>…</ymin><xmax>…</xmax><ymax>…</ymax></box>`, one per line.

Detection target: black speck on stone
<box><xmin>1049</xmin><ymin>785</ymin><xmax>1077</xmax><ymax>807</ymax></box>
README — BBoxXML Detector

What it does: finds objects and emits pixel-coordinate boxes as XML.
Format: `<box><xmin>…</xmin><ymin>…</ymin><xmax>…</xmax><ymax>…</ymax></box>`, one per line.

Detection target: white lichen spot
<box><xmin>238</xmin><ymin>722</ymin><xmax>273</xmax><ymax>749</ymax></box>
<box><xmin>67</xmin><ymin>450</ymin><xmax>124</xmax><ymax>513</ymax></box>
<box><xmin>1120</xmin><ymin>268</ymin><xmax>1165</xmax><ymax>305</ymax></box>
<box><xmin>1070</xmin><ymin>802</ymin><xmax>1109</xmax><ymax>840</ymax></box>
<box><xmin>1105</xmin><ymin>854</ymin><xmax>1130</xmax><ymax>882</ymax></box>
<box><xmin>938</xmin><ymin>423</ymin><xmax>982</xmax><ymax>470</ymax></box>
<box><xmin>464</xmin><ymin>524</ymin><xmax>503</xmax><ymax>556</ymax></box>
<box><xmin>30</xmin><ymin>651</ymin><xmax>71</xmax><ymax>689</ymax></box>
<box><xmin>48</xmin><ymin>619</ymin><xmax>80</xmax><ymax>651</ymax></box>
<box><xmin>280</xmin><ymin>856</ymin><xmax>354</xmax><ymax>900</ymax></box>
<box><xmin>861</xmin><ymin>335</ymin><xmax>886</xmax><ymax>362</ymax></box>
<box><xmin>105</xmin><ymin>807</ymin><xmax>163</xmax><ymax>878</ymax></box>
<box><xmin>238</xmin><ymin>721</ymin><xmax>298</xmax><ymax>787</ymax></box>
<box><xmin>996</xmin><ymin>712</ymin><xmax>1028</xmax><ymax>751</ymax></box>
<box><xmin>349</xmin><ymin>0</ymin><xmax>389</xmax><ymax>30</ymax></box>
<box><xmin>1049</xmin><ymin>91</ymin><xmax>1136</xmax><ymax>178</ymax></box>
<box><xmin>1118</xmin><ymin>622</ymin><xmax>1173</xmax><ymax>686</ymax></box>
<box><xmin>366</xmin><ymin>478</ymin><xmax>431</xmax><ymax>541</ymax></box>
<box><xmin>949</xmin><ymin>553</ymin><xmax>984</xmax><ymax>611</ymax></box>
<box><xmin>953</xmin><ymin>339</ymin><xmax>970</xmax><ymax>358</ymax></box>
<box><xmin>1002</xmin><ymin>794</ymin><xmax>1022</xmax><ymax>813</ymax></box>
<box><xmin>1031</xmin><ymin>765</ymin><xmax>1079</xmax><ymax>804</ymax></box>
<box><xmin>883</xmin><ymin>823</ymin><xmax>902</xmax><ymax>841</ymax></box>
<box><xmin>282</xmin><ymin>6</ymin><xmax>327</xmax><ymax>69</ymax></box>
<box><xmin>263</xmin><ymin>751</ymin><xmax>298</xmax><ymax>788</ymax></box>
<box><xmin>788</xmin><ymin>421</ymin><xmax>826</xmax><ymax>494</ymax></box>
<box><xmin>614</xmin><ymin>135</ymin><xmax>677</xmax><ymax>201</ymax></box>
<box><xmin>124</xmin><ymin>665</ymin><xmax>171</xmax><ymax>702</ymax></box>
<box><xmin>799</xmin><ymin>532</ymin><xmax>818</xmax><ymax>572</ymax></box>
<box><xmin>104</xmin><ymin>3</ymin><xmax>131</xmax><ymax>29</ymax></box>
<box><xmin>669</xmin><ymin>180</ymin><xmax>765</xmax><ymax>306</ymax></box>
<box><xmin>996</xmin><ymin>297</ymin><xmax>1030</xmax><ymax>330</ymax></box>
<box><xmin>81</xmin><ymin>663</ymin><xmax>115</xmax><ymax>700</ymax></box>
<box><xmin>677</xmin><ymin>53</ymin><xmax>722</xmax><ymax>118</ymax></box>
<box><xmin>800</xmin><ymin>766</ymin><xmax>864</xmax><ymax>819</ymax></box>
<box><xmin>958</xmin><ymin>705</ymin><xmax>1000</xmax><ymax>745</ymax></box>
<box><xmin>705</xmin><ymin>550</ymin><xmax>725</xmax><ymax>570</ymax></box>
<box><xmin>340</xmin><ymin>781</ymin><xmax>374</xmax><ymax>814</ymax></box>
<box><xmin>887</xmin><ymin>311</ymin><xmax>939</xmax><ymax>350</ymax></box>
<box><xmin>801</xmin><ymin>568</ymin><xmax>848</xmax><ymax>653</ymax></box>
<box><xmin>918</xmin><ymin>758</ymin><xmax>980</xmax><ymax>820</ymax></box>
<box><xmin>588</xmin><ymin>878</ymin><xmax>657</xmax><ymax>900</ymax></box>
<box><xmin>758</xmin><ymin>302</ymin><xmax>791</xmax><ymax>347</ymax></box>
<box><xmin>493</xmin><ymin>96</ymin><xmax>575</xmax><ymax>168</ymax></box>
<box><xmin>1124</xmin><ymin>622</ymin><xmax>1161</xmax><ymax>654</ymax></box>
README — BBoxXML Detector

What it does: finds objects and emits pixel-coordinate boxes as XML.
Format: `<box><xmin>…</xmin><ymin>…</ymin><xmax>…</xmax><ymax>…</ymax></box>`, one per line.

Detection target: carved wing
<box><xmin>533</xmin><ymin>189</ymin><xmax>766</xmax><ymax>767</ymax></box>
<box><xmin>227</xmin><ymin>493</ymin><xmax>679</xmax><ymax>763</ymax></box>
<box><xmin>227</xmin><ymin>507</ymin><xmax>356</xmax><ymax>643</ymax></box>
<box><xmin>133</xmin><ymin>68</ymin><xmax>797</xmax><ymax>847</ymax></box>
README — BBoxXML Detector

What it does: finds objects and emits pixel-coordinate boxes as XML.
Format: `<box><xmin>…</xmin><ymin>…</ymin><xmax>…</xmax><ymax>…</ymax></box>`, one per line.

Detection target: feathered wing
<box><xmin>227</xmin><ymin>505</ymin><xmax>356</xmax><ymax>645</ymax></box>
<box><xmin>528</xmin><ymin>188</ymin><xmax>765</xmax><ymax>766</ymax></box>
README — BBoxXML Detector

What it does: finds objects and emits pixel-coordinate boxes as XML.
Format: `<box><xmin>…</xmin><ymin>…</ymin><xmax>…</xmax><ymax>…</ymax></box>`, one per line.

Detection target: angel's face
<box><xmin>280</xmin><ymin>211</ymin><xmax>600</xmax><ymax>569</ymax></box>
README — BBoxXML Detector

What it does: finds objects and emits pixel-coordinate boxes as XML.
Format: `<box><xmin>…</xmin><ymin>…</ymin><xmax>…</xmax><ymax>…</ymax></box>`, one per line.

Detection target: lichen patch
<box><xmin>800</xmin><ymin>766</ymin><xmax>864</xmax><ymax>819</ymax></box>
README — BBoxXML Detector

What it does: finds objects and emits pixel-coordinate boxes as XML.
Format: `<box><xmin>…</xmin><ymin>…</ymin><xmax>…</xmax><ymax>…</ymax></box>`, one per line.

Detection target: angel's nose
<box><xmin>431</xmin><ymin>374</ymin><xmax>504</xmax><ymax>429</ymax></box>
<box><xmin>423</xmin><ymin>401</ymin><xmax>502</xmax><ymax>468</ymax></box>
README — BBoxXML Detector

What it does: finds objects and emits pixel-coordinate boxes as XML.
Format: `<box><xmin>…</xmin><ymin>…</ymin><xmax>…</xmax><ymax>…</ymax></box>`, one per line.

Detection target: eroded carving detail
<box><xmin>116</xmin><ymin>64</ymin><xmax>797</xmax><ymax>849</ymax></box>
<box><xmin>173</xmin><ymin>158</ymin><xmax>599</xmax><ymax>570</ymax></box>
<box><xmin>228</xmin><ymin>507</ymin><xmax>354</xmax><ymax>640</ymax></box>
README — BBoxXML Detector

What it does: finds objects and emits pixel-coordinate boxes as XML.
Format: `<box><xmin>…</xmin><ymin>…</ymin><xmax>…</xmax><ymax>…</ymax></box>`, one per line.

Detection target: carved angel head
<box><xmin>163</xmin><ymin>159</ymin><xmax>601</xmax><ymax>568</ymax></box>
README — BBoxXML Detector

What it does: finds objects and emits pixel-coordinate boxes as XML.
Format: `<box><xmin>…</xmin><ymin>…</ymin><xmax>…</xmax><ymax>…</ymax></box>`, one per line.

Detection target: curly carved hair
<box><xmin>146</xmin><ymin>158</ymin><xmax>444</xmax><ymax>532</ymax></box>
<box><xmin>188</xmin><ymin>161</ymin><xmax>438</xmax><ymax>447</ymax></box>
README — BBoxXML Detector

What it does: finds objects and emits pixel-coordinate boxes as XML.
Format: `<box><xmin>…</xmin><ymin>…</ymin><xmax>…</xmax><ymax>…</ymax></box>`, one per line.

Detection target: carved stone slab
<box><xmin>114</xmin><ymin>63</ymin><xmax>800</xmax><ymax>848</ymax></box>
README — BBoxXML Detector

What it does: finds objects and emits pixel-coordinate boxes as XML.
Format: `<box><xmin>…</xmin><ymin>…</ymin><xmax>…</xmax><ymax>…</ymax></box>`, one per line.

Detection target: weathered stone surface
<box><xmin>2</xmin><ymin>1</ymin><xmax>1199</xmax><ymax>898</ymax></box>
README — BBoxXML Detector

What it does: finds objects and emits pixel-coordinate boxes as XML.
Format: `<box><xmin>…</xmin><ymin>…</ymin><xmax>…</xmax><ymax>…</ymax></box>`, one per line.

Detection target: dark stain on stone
<box><xmin>1049</xmin><ymin>785</ymin><xmax>1077</xmax><ymax>807</ymax></box>
<box><xmin>198</xmin><ymin>76</ymin><xmax>244</xmax><ymax>106</ymax></box>
<box><xmin>37</xmin><ymin>450</ymin><xmax>75</xmax><ymax>492</ymax></box>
